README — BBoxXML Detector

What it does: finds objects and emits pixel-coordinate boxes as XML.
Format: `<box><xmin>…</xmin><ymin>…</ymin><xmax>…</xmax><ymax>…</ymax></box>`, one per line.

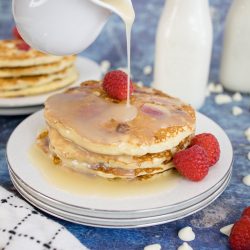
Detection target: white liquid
<box><xmin>101</xmin><ymin>0</ymin><xmax>135</xmax><ymax>107</ymax></box>
<box><xmin>220</xmin><ymin>0</ymin><xmax>250</xmax><ymax>93</ymax></box>
<box><xmin>154</xmin><ymin>0</ymin><xmax>212</xmax><ymax>109</ymax></box>
<box><xmin>30</xmin><ymin>144</ymin><xmax>179</xmax><ymax>197</ymax></box>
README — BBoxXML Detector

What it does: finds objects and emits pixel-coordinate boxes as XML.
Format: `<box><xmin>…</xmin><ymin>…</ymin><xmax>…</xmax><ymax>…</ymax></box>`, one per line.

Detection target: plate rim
<box><xmin>10</xmin><ymin>169</ymin><xmax>232</xmax><ymax>228</ymax></box>
<box><xmin>9</xmin><ymin>167</ymin><xmax>232</xmax><ymax>221</ymax></box>
<box><xmin>6</xmin><ymin>110</ymin><xmax>234</xmax><ymax>213</ymax></box>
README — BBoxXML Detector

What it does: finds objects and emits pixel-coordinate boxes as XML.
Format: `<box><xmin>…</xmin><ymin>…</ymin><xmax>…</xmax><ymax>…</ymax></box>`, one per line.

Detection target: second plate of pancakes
<box><xmin>7</xmin><ymin>110</ymin><xmax>233</xmax><ymax>228</ymax></box>
<box><xmin>0</xmin><ymin>56</ymin><xmax>102</xmax><ymax>115</ymax></box>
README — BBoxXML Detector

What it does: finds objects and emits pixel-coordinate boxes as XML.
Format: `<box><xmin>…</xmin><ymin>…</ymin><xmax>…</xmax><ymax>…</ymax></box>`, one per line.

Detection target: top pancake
<box><xmin>0</xmin><ymin>40</ymin><xmax>63</xmax><ymax>67</ymax></box>
<box><xmin>45</xmin><ymin>81</ymin><xmax>196</xmax><ymax>156</ymax></box>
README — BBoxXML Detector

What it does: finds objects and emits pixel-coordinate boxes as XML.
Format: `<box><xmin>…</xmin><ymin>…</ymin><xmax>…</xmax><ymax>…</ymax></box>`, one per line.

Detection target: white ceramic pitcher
<box><xmin>12</xmin><ymin>0</ymin><xmax>126</xmax><ymax>55</ymax></box>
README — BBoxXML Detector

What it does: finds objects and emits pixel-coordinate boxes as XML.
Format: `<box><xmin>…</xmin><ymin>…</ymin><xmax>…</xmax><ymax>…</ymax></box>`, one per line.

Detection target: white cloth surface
<box><xmin>0</xmin><ymin>186</ymin><xmax>88</xmax><ymax>250</ymax></box>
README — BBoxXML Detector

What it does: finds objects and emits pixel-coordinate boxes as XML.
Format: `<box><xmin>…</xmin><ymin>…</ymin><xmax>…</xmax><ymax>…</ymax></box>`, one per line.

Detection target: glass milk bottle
<box><xmin>220</xmin><ymin>0</ymin><xmax>250</xmax><ymax>93</ymax></box>
<box><xmin>153</xmin><ymin>0</ymin><xmax>213</xmax><ymax>109</ymax></box>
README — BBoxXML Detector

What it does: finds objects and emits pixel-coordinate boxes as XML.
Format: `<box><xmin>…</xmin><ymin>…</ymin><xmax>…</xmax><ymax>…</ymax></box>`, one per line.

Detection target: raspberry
<box><xmin>242</xmin><ymin>207</ymin><xmax>250</xmax><ymax>218</ymax></box>
<box><xmin>173</xmin><ymin>145</ymin><xmax>209</xmax><ymax>181</ymax></box>
<box><xmin>103</xmin><ymin>70</ymin><xmax>134</xmax><ymax>100</ymax></box>
<box><xmin>12</xmin><ymin>26</ymin><xmax>23</xmax><ymax>40</ymax></box>
<box><xmin>229</xmin><ymin>216</ymin><xmax>250</xmax><ymax>250</ymax></box>
<box><xmin>16</xmin><ymin>41</ymin><xmax>30</xmax><ymax>51</ymax></box>
<box><xmin>190</xmin><ymin>133</ymin><xmax>220</xmax><ymax>167</ymax></box>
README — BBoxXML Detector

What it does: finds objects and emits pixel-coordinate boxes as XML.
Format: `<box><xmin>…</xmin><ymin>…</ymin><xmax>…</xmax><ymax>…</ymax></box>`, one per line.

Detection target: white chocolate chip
<box><xmin>244</xmin><ymin>127</ymin><xmax>250</xmax><ymax>141</ymax></box>
<box><xmin>178</xmin><ymin>226</ymin><xmax>195</xmax><ymax>241</ymax></box>
<box><xmin>243</xmin><ymin>175</ymin><xmax>250</xmax><ymax>186</ymax></box>
<box><xmin>144</xmin><ymin>244</ymin><xmax>161</xmax><ymax>250</ymax></box>
<box><xmin>178</xmin><ymin>242</ymin><xmax>193</xmax><ymax>250</ymax></box>
<box><xmin>143</xmin><ymin>65</ymin><xmax>152</xmax><ymax>75</ymax></box>
<box><xmin>232</xmin><ymin>106</ymin><xmax>243</xmax><ymax>116</ymax></box>
<box><xmin>208</xmin><ymin>83</ymin><xmax>223</xmax><ymax>93</ymax></box>
<box><xmin>214</xmin><ymin>84</ymin><xmax>223</xmax><ymax>93</ymax></box>
<box><xmin>208</xmin><ymin>82</ymin><xmax>216</xmax><ymax>92</ymax></box>
<box><xmin>100</xmin><ymin>60</ymin><xmax>111</xmax><ymax>73</ymax></box>
<box><xmin>220</xmin><ymin>224</ymin><xmax>234</xmax><ymax>236</ymax></box>
<box><xmin>247</xmin><ymin>152</ymin><xmax>250</xmax><ymax>161</ymax></box>
<box><xmin>215</xmin><ymin>94</ymin><xmax>232</xmax><ymax>105</ymax></box>
<box><xmin>232</xmin><ymin>92</ymin><xmax>243</xmax><ymax>102</ymax></box>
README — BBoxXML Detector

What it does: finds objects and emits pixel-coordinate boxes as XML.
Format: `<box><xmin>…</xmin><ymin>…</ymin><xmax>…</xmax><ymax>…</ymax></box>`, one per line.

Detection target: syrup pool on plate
<box><xmin>29</xmin><ymin>144</ymin><xmax>179</xmax><ymax>198</ymax></box>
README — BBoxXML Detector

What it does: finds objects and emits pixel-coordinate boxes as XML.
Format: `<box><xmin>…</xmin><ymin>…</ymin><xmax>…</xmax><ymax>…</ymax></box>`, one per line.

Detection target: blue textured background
<box><xmin>1</xmin><ymin>0</ymin><xmax>250</xmax><ymax>249</ymax></box>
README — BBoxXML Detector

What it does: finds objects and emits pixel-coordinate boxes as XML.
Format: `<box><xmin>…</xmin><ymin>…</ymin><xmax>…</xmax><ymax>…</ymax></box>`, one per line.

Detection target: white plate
<box><xmin>10</xmin><ymin>169</ymin><xmax>232</xmax><ymax>228</ymax></box>
<box><xmin>0</xmin><ymin>105</ymin><xmax>43</xmax><ymax>116</ymax></box>
<box><xmin>0</xmin><ymin>56</ymin><xmax>102</xmax><ymax>108</ymax></box>
<box><xmin>7</xmin><ymin>110</ymin><xmax>233</xmax><ymax>214</ymax></box>
<box><xmin>9</xmin><ymin>166</ymin><xmax>232</xmax><ymax>220</ymax></box>
<box><xmin>8</xmin><ymin>162</ymin><xmax>232</xmax><ymax>219</ymax></box>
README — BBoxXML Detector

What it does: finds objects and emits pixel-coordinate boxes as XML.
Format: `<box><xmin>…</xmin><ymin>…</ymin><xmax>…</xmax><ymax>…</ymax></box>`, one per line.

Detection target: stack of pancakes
<box><xmin>38</xmin><ymin>81</ymin><xmax>196</xmax><ymax>180</ymax></box>
<box><xmin>0</xmin><ymin>40</ymin><xmax>78</xmax><ymax>98</ymax></box>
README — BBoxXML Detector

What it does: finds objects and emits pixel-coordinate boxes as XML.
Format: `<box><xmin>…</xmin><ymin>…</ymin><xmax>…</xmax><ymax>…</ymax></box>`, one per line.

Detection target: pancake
<box><xmin>0</xmin><ymin>69</ymin><xmax>78</xmax><ymax>97</ymax></box>
<box><xmin>0</xmin><ymin>40</ymin><xmax>63</xmax><ymax>67</ymax></box>
<box><xmin>45</xmin><ymin>127</ymin><xmax>191</xmax><ymax>170</ymax></box>
<box><xmin>0</xmin><ymin>56</ymin><xmax>76</xmax><ymax>78</ymax></box>
<box><xmin>45</xmin><ymin>81</ymin><xmax>195</xmax><ymax>156</ymax></box>
<box><xmin>37</xmin><ymin>130</ymin><xmax>177</xmax><ymax>179</ymax></box>
<box><xmin>0</xmin><ymin>66</ymin><xmax>77</xmax><ymax>91</ymax></box>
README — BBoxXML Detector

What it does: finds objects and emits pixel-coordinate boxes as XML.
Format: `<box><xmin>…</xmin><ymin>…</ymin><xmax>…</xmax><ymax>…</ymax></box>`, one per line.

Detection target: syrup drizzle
<box><xmin>101</xmin><ymin>0</ymin><xmax>135</xmax><ymax>107</ymax></box>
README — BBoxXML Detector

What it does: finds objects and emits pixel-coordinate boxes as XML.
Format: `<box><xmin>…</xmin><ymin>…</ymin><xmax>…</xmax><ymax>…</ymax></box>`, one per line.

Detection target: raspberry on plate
<box><xmin>103</xmin><ymin>70</ymin><xmax>134</xmax><ymax>101</ymax></box>
<box><xmin>190</xmin><ymin>133</ymin><xmax>220</xmax><ymax>167</ymax></box>
<box><xmin>12</xmin><ymin>26</ymin><xmax>23</xmax><ymax>40</ymax></box>
<box><xmin>173</xmin><ymin>145</ymin><xmax>209</xmax><ymax>181</ymax></box>
<box><xmin>229</xmin><ymin>216</ymin><xmax>250</xmax><ymax>250</ymax></box>
<box><xmin>242</xmin><ymin>207</ymin><xmax>250</xmax><ymax>218</ymax></box>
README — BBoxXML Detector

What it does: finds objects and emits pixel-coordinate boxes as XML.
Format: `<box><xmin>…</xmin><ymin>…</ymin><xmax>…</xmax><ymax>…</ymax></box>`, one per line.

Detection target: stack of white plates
<box><xmin>7</xmin><ymin>111</ymin><xmax>233</xmax><ymax>228</ymax></box>
<box><xmin>0</xmin><ymin>57</ymin><xmax>102</xmax><ymax>116</ymax></box>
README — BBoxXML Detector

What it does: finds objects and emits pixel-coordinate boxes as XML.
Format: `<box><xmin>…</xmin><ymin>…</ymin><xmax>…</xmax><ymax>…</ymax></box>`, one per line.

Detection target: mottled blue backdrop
<box><xmin>1</xmin><ymin>1</ymin><xmax>250</xmax><ymax>250</ymax></box>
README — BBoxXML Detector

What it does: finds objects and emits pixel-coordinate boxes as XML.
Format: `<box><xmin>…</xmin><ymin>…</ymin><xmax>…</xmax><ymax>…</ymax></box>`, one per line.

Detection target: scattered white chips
<box><xmin>178</xmin><ymin>242</ymin><xmax>193</xmax><ymax>250</ymax></box>
<box><xmin>208</xmin><ymin>82</ymin><xmax>223</xmax><ymax>93</ymax></box>
<box><xmin>100</xmin><ymin>60</ymin><xmax>111</xmax><ymax>73</ymax></box>
<box><xmin>220</xmin><ymin>224</ymin><xmax>234</xmax><ymax>236</ymax></box>
<box><xmin>243</xmin><ymin>175</ymin><xmax>250</xmax><ymax>186</ymax></box>
<box><xmin>244</xmin><ymin>127</ymin><xmax>250</xmax><ymax>141</ymax></box>
<box><xmin>144</xmin><ymin>244</ymin><xmax>161</xmax><ymax>250</ymax></box>
<box><xmin>178</xmin><ymin>226</ymin><xmax>195</xmax><ymax>242</ymax></box>
<box><xmin>215</xmin><ymin>94</ymin><xmax>232</xmax><ymax>105</ymax></box>
<box><xmin>232</xmin><ymin>92</ymin><xmax>243</xmax><ymax>102</ymax></box>
<box><xmin>232</xmin><ymin>106</ymin><xmax>243</xmax><ymax>116</ymax></box>
<box><xmin>143</xmin><ymin>65</ymin><xmax>152</xmax><ymax>75</ymax></box>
